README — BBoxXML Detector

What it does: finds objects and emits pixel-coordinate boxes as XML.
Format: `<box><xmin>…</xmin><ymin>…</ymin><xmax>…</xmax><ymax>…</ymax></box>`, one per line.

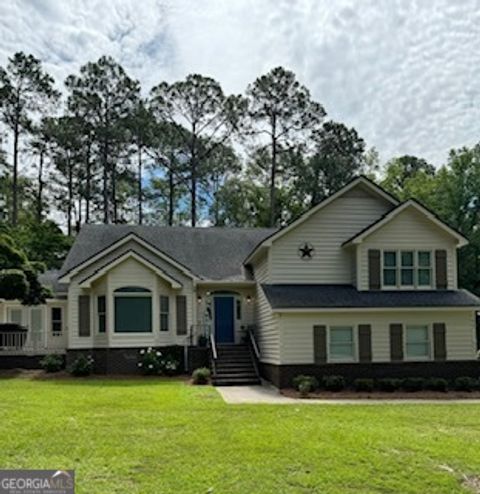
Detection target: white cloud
<box><xmin>1</xmin><ymin>0</ymin><xmax>480</xmax><ymax>165</ymax></box>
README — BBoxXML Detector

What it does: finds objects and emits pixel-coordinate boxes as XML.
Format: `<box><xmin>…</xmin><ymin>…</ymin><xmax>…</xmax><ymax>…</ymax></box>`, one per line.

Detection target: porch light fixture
<box><xmin>246</xmin><ymin>295</ymin><xmax>252</xmax><ymax>303</ymax></box>
<box><xmin>197</xmin><ymin>295</ymin><xmax>202</xmax><ymax>304</ymax></box>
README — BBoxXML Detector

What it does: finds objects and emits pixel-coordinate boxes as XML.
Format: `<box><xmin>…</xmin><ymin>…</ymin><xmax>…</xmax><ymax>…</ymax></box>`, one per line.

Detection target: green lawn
<box><xmin>1</xmin><ymin>377</ymin><xmax>480</xmax><ymax>493</ymax></box>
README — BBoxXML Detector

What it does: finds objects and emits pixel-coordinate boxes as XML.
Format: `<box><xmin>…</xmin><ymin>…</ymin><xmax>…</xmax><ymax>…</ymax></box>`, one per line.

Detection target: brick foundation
<box><xmin>66</xmin><ymin>346</ymin><xmax>185</xmax><ymax>374</ymax></box>
<box><xmin>0</xmin><ymin>355</ymin><xmax>64</xmax><ymax>370</ymax></box>
<box><xmin>260</xmin><ymin>360</ymin><xmax>480</xmax><ymax>388</ymax></box>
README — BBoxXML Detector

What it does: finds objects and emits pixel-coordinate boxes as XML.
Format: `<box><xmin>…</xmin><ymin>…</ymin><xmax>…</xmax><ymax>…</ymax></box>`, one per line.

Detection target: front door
<box><xmin>214</xmin><ymin>297</ymin><xmax>235</xmax><ymax>344</ymax></box>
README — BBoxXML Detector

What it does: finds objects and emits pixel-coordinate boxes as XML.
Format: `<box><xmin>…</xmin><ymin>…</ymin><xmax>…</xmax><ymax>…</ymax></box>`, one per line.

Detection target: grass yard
<box><xmin>1</xmin><ymin>377</ymin><xmax>480</xmax><ymax>493</ymax></box>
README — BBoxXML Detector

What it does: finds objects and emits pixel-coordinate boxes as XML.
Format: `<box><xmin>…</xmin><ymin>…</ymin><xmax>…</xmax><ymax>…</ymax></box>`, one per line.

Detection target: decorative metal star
<box><xmin>298</xmin><ymin>242</ymin><xmax>314</xmax><ymax>259</ymax></box>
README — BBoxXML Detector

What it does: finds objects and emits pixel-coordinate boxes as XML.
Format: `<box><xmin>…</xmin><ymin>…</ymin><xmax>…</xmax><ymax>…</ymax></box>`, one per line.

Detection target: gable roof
<box><xmin>59</xmin><ymin>225</ymin><xmax>276</xmax><ymax>282</ymax></box>
<box><xmin>77</xmin><ymin>250</ymin><xmax>183</xmax><ymax>289</ymax></box>
<box><xmin>244</xmin><ymin>175</ymin><xmax>399</xmax><ymax>264</ymax></box>
<box><xmin>262</xmin><ymin>284</ymin><xmax>480</xmax><ymax>310</ymax></box>
<box><xmin>342</xmin><ymin>199</ymin><xmax>468</xmax><ymax>248</ymax></box>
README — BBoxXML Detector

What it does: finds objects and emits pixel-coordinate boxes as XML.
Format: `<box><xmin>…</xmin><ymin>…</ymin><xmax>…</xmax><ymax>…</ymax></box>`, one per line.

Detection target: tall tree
<box><xmin>381</xmin><ymin>155</ymin><xmax>435</xmax><ymax>198</ymax></box>
<box><xmin>145</xmin><ymin>121</ymin><xmax>189</xmax><ymax>226</ymax></box>
<box><xmin>246</xmin><ymin>66</ymin><xmax>325</xmax><ymax>226</ymax></box>
<box><xmin>0</xmin><ymin>52</ymin><xmax>59</xmax><ymax>225</ymax></box>
<box><xmin>65</xmin><ymin>56</ymin><xmax>140</xmax><ymax>224</ymax></box>
<box><xmin>150</xmin><ymin>74</ymin><xmax>246</xmax><ymax>226</ymax></box>
<box><xmin>296</xmin><ymin>120</ymin><xmax>366</xmax><ymax>207</ymax></box>
<box><xmin>125</xmin><ymin>100</ymin><xmax>156</xmax><ymax>224</ymax></box>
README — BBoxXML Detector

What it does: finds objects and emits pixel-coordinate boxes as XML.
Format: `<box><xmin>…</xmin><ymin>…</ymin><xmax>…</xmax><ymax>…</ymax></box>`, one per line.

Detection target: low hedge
<box><xmin>291</xmin><ymin>374</ymin><xmax>480</xmax><ymax>393</ymax></box>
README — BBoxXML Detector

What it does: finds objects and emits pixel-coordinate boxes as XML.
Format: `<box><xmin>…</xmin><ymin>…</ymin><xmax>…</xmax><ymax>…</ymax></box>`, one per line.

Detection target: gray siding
<box><xmin>269</xmin><ymin>188</ymin><xmax>392</xmax><ymax>284</ymax></box>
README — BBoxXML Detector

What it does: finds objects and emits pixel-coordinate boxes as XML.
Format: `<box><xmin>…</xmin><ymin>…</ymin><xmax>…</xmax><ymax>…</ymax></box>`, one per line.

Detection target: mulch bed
<box><xmin>281</xmin><ymin>387</ymin><xmax>480</xmax><ymax>400</ymax></box>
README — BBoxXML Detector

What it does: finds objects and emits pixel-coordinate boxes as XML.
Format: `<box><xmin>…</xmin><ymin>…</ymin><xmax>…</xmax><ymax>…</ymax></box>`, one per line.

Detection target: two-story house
<box><xmin>0</xmin><ymin>176</ymin><xmax>479</xmax><ymax>387</ymax></box>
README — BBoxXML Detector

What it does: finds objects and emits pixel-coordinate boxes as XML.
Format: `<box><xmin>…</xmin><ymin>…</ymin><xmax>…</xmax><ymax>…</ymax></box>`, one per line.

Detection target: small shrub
<box><xmin>378</xmin><ymin>378</ymin><xmax>402</xmax><ymax>392</ymax></box>
<box><xmin>401</xmin><ymin>377</ymin><xmax>426</xmax><ymax>392</ymax></box>
<box><xmin>40</xmin><ymin>354</ymin><xmax>63</xmax><ymax>373</ymax></box>
<box><xmin>192</xmin><ymin>367</ymin><xmax>211</xmax><ymax>385</ymax></box>
<box><xmin>454</xmin><ymin>376</ymin><xmax>477</xmax><ymax>392</ymax></box>
<box><xmin>322</xmin><ymin>375</ymin><xmax>345</xmax><ymax>392</ymax></box>
<box><xmin>197</xmin><ymin>335</ymin><xmax>208</xmax><ymax>347</ymax></box>
<box><xmin>426</xmin><ymin>377</ymin><xmax>448</xmax><ymax>392</ymax></box>
<box><xmin>298</xmin><ymin>381</ymin><xmax>311</xmax><ymax>398</ymax></box>
<box><xmin>353</xmin><ymin>378</ymin><xmax>374</xmax><ymax>392</ymax></box>
<box><xmin>69</xmin><ymin>355</ymin><xmax>94</xmax><ymax>377</ymax></box>
<box><xmin>138</xmin><ymin>347</ymin><xmax>162</xmax><ymax>375</ymax></box>
<box><xmin>292</xmin><ymin>375</ymin><xmax>319</xmax><ymax>392</ymax></box>
<box><xmin>159</xmin><ymin>354</ymin><xmax>180</xmax><ymax>376</ymax></box>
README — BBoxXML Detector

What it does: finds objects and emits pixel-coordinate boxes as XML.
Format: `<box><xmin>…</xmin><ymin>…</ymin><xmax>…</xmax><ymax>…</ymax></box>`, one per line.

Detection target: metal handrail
<box><xmin>209</xmin><ymin>332</ymin><xmax>217</xmax><ymax>360</ymax></box>
<box><xmin>248</xmin><ymin>328</ymin><xmax>260</xmax><ymax>360</ymax></box>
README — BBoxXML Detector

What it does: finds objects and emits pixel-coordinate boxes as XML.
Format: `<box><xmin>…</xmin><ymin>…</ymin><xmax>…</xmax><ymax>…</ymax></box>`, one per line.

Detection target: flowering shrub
<box><xmin>69</xmin><ymin>355</ymin><xmax>94</xmax><ymax>376</ymax></box>
<box><xmin>160</xmin><ymin>354</ymin><xmax>180</xmax><ymax>376</ymax></box>
<box><xmin>138</xmin><ymin>347</ymin><xmax>162</xmax><ymax>375</ymax></box>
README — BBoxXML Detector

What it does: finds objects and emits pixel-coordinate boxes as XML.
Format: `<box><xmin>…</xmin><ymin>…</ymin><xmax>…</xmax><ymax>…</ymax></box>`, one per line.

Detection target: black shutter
<box><xmin>313</xmin><ymin>325</ymin><xmax>327</xmax><ymax>364</ymax></box>
<box><xmin>433</xmin><ymin>322</ymin><xmax>447</xmax><ymax>361</ymax></box>
<box><xmin>389</xmin><ymin>323</ymin><xmax>403</xmax><ymax>361</ymax></box>
<box><xmin>358</xmin><ymin>324</ymin><xmax>372</xmax><ymax>362</ymax></box>
<box><xmin>78</xmin><ymin>295</ymin><xmax>91</xmax><ymax>337</ymax></box>
<box><xmin>176</xmin><ymin>295</ymin><xmax>187</xmax><ymax>335</ymax></box>
<box><xmin>435</xmin><ymin>250</ymin><xmax>448</xmax><ymax>289</ymax></box>
<box><xmin>368</xmin><ymin>249</ymin><xmax>381</xmax><ymax>290</ymax></box>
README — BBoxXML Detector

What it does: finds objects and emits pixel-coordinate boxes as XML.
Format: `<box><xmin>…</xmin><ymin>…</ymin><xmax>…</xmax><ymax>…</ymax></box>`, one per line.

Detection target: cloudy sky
<box><xmin>1</xmin><ymin>0</ymin><xmax>480</xmax><ymax>166</ymax></box>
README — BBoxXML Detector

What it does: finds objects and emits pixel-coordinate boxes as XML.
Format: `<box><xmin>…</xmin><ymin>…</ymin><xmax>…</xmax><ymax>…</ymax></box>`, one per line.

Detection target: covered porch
<box><xmin>0</xmin><ymin>300</ymin><xmax>67</xmax><ymax>356</ymax></box>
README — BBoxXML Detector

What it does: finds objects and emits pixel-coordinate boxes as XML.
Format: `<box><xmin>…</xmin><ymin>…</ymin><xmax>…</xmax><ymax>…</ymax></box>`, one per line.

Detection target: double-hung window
<box><xmin>383</xmin><ymin>251</ymin><xmax>397</xmax><ymax>286</ymax></box>
<box><xmin>417</xmin><ymin>251</ymin><xmax>432</xmax><ymax>286</ymax></box>
<box><xmin>97</xmin><ymin>296</ymin><xmax>106</xmax><ymax>333</ymax></box>
<box><xmin>405</xmin><ymin>325</ymin><xmax>430</xmax><ymax>359</ymax></box>
<box><xmin>383</xmin><ymin>250</ymin><xmax>433</xmax><ymax>288</ymax></box>
<box><xmin>51</xmin><ymin>307</ymin><xmax>63</xmax><ymax>334</ymax></box>
<box><xmin>160</xmin><ymin>295</ymin><xmax>169</xmax><ymax>332</ymax></box>
<box><xmin>329</xmin><ymin>326</ymin><xmax>355</xmax><ymax>361</ymax></box>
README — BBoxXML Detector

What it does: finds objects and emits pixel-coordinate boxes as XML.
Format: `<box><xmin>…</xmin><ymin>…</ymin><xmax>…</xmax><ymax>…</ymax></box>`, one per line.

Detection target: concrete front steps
<box><xmin>212</xmin><ymin>344</ymin><xmax>261</xmax><ymax>386</ymax></box>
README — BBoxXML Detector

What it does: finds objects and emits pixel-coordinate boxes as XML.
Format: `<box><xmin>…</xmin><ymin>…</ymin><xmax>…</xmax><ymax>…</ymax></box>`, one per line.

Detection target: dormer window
<box><xmin>382</xmin><ymin>250</ymin><xmax>433</xmax><ymax>289</ymax></box>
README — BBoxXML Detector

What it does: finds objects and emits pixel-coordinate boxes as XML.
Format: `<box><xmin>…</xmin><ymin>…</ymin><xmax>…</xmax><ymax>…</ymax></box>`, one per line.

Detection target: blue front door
<box><xmin>214</xmin><ymin>297</ymin><xmax>235</xmax><ymax>343</ymax></box>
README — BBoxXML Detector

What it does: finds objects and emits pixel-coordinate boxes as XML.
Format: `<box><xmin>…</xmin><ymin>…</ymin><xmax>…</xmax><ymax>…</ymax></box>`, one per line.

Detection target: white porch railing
<box><xmin>0</xmin><ymin>331</ymin><xmax>64</xmax><ymax>355</ymax></box>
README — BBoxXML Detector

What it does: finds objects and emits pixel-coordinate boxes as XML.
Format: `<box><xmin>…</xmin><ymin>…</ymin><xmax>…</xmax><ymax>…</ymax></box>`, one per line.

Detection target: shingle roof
<box><xmin>59</xmin><ymin>225</ymin><xmax>277</xmax><ymax>281</ymax></box>
<box><xmin>39</xmin><ymin>270</ymin><xmax>68</xmax><ymax>296</ymax></box>
<box><xmin>262</xmin><ymin>284</ymin><xmax>480</xmax><ymax>309</ymax></box>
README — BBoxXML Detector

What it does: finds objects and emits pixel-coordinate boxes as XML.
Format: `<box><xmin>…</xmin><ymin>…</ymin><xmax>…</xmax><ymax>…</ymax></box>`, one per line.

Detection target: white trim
<box><xmin>273</xmin><ymin>306</ymin><xmax>480</xmax><ymax>313</ymax></box>
<box><xmin>59</xmin><ymin>233</ymin><xmax>198</xmax><ymax>283</ymax></box>
<box><xmin>244</xmin><ymin>176</ymin><xmax>399</xmax><ymax>264</ymax></box>
<box><xmin>77</xmin><ymin>251</ymin><xmax>182</xmax><ymax>289</ymax></box>
<box><xmin>344</xmin><ymin>200</ymin><xmax>468</xmax><ymax>248</ymax></box>
<box><xmin>196</xmin><ymin>280</ymin><xmax>255</xmax><ymax>287</ymax></box>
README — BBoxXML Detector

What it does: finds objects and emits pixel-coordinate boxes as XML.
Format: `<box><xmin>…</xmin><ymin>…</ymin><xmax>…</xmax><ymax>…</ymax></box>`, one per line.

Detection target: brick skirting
<box><xmin>0</xmin><ymin>354</ymin><xmax>65</xmax><ymax>370</ymax></box>
<box><xmin>66</xmin><ymin>346</ymin><xmax>185</xmax><ymax>374</ymax></box>
<box><xmin>260</xmin><ymin>360</ymin><xmax>480</xmax><ymax>388</ymax></box>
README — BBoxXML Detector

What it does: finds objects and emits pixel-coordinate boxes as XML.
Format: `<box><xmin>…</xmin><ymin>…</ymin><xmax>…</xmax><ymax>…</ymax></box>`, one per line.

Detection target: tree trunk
<box><xmin>11</xmin><ymin>122</ymin><xmax>19</xmax><ymax>226</ymax></box>
<box><xmin>85</xmin><ymin>140</ymin><xmax>91</xmax><ymax>223</ymax></box>
<box><xmin>269</xmin><ymin>115</ymin><xmax>277</xmax><ymax>227</ymax></box>
<box><xmin>102</xmin><ymin>141</ymin><xmax>109</xmax><ymax>224</ymax></box>
<box><xmin>36</xmin><ymin>149</ymin><xmax>44</xmax><ymax>222</ymax></box>
<box><xmin>67</xmin><ymin>157</ymin><xmax>73</xmax><ymax>236</ymax></box>
<box><xmin>190</xmin><ymin>132</ymin><xmax>197</xmax><ymax>227</ymax></box>
<box><xmin>168</xmin><ymin>167</ymin><xmax>174</xmax><ymax>226</ymax></box>
<box><xmin>112</xmin><ymin>157</ymin><xmax>117</xmax><ymax>223</ymax></box>
<box><xmin>138</xmin><ymin>145</ymin><xmax>143</xmax><ymax>225</ymax></box>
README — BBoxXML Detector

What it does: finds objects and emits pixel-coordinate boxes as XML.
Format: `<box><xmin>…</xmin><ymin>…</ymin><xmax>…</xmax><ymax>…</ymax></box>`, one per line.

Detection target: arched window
<box><xmin>114</xmin><ymin>286</ymin><xmax>152</xmax><ymax>333</ymax></box>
